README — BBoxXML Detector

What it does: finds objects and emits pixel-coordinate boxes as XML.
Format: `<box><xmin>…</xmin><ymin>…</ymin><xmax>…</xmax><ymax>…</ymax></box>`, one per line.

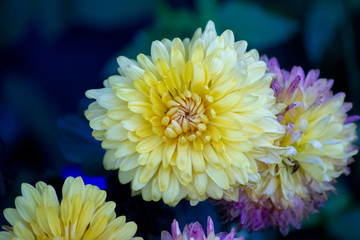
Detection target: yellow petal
<box><xmin>136</xmin><ymin>135</ymin><xmax>162</xmax><ymax>153</ymax></box>
<box><xmin>194</xmin><ymin>173</ymin><xmax>207</xmax><ymax>195</ymax></box>
<box><xmin>206</xmin><ymin>165</ymin><xmax>229</xmax><ymax>189</ymax></box>
<box><xmin>151</xmin><ymin>40</ymin><xmax>170</xmax><ymax>64</ymax></box>
<box><xmin>191</xmin><ymin>149</ymin><xmax>205</xmax><ymax>173</ymax></box>
<box><xmin>176</xmin><ymin>142</ymin><xmax>189</xmax><ymax>171</ymax></box>
<box><xmin>158</xmin><ymin>167</ymin><xmax>171</xmax><ymax>192</ymax></box>
<box><xmin>105</xmin><ymin>124</ymin><xmax>128</xmax><ymax>141</ymax></box>
<box><xmin>127</xmin><ymin>101</ymin><xmax>152</xmax><ymax>114</ymax></box>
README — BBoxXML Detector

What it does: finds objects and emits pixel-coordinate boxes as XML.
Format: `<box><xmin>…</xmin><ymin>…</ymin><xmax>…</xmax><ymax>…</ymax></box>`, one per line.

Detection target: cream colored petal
<box><xmin>151</xmin><ymin>178</ymin><xmax>162</xmax><ymax>201</ymax></box>
<box><xmin>114</xmin><ymin>140</ymin><xmax>137</xmax><ymax>158</ymax></box>
<box><xmin>127</xmin><ymin>101</ymin><xmax>153</xmax><ymax>114</ymax></box>
<box><xmin>202</xmin><ymin>21</ymin><xmax>217</xmax><ymax>47</ymax></box>
<box><xmin>137</xmin><ymin>54</ymin><xmax>161</xmax><ymax>81</ymax></box>
<box><xmin>194</xmin><ymin>173</ymin><xmax>207</xmax><ymax>195</ymax></box>
<box><xmin>163</xmin><ymin>175</ymin><xmax>180</xmax><ymax>204</ymax></box>
<box><xmin>3</xmin><ymin>208</ymin><xmax>22</xmax><ymax>226</ymax></box>
<box><xmin>151</xmin><ymin>40</ymin><xmax>170</xmax><ymax>64</ymax></box>
<box><xmin>205</xmin><ymin>164</ymin><xmax>229</xmax><ymax>189</ymax></box>
<box><xmin>158</xmin><ymin>166</ymin><xmax>171</xmax><ymax>192</ymax></box>
<box><xmin>136</xmin><ymin>135</ymin><xmax>162</xmax><ymax>153</ymax></box>
<box><xmin>124</xmin><ymin>64</ymin><xmax>145</xmax><ymax>82</ymax></box>
<box><xmin>147</xmin><ymin>145</ymin><xmax>163</xmax><ymax>170</ymax></box>
<box><xmin>15</xmin><ymin>196</ymin><xmax>35</xmax><ymax>222</ymax></box>
<box><xmin>42</xmin><ymin>186</ymin><xmax>59</xmax><ymax>212</ymax></box>
<box><xmin>191</xmin><ymin>149</ymin><xmax>205</xmax><ymax>173</ymax></box>
<box><xmin>205</xmin><ymin>179</ymin><xmax>223</xmax><ymax>199</ymax></box>
<box><xmin>13</xmin><ymin>221</ymin><xmax>35</xmax><ymax>240</ymax></box>
<box><xmin>113</xmin><ymin>221</ymin><xmax>138</xmax><ymax>240</ymax></box>
<box><xmin>118</xmin><ymin>168</ymin><xmax>137</xmax><ymax>185</ymax></box>
<box><xmin>119</xmin><ymin>154</ymin><xmax>140</xmax><ymax>171</ymax></box>
<box><xmin>234</xmin><ymin>40</ymin><xmax>248</xmax><ymax>56</ymax></box>
<box><xmin>176</xmin><ymin>142</ymin><xmax>189</xmax><ymax>171</ymax></box>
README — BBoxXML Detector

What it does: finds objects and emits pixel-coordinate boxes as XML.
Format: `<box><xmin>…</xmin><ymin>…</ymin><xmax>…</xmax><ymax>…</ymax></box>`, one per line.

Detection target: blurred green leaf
<box><xmin>73</xmin><ymin>0</ymin><xmax>155</xmax><ymax>29</ymax></box>
<box><xmin>349</xmin><ymin>0</ymin><xmax>360</xmax><ymax>10</ymax></box>
<box><xmin>301</xmin><ymin>209</ymin><xmax>322</xmax><ymax>228</ymax></box>
<box><xmin>153</xmin><ymin>2</ymin><xmax>200</xmax><ymax>39</ymax></box>
<box><xmin>36</xmin><ymin>0</ymin><xmax>68</xmax><ymax>41</ymax></box>
<box><xmin>304</xmin><ymin>0</ymin><xmax>345</xmax><ymax>63</ymax></box>
<box><xmin>326</xmin><ymin>207</ymin><xmax>360</xmax><ymax>240</ymax></box>
<box><xmin>302</xmin><ymin>181</ymin><xmax>353</xmax><ymax>229</ymax></box>
<box><xmin>0</xmin><ymin>0</ymin><xmax>32</xmax><ymax>46</ymax></box>
<box><xmin>218</xmin><ymin>1</ymin><xmax>298</xmax><ymax>50</ymax></box>
<box><xmin>196</xmin><ymin>0</ymin><xmax>218</xmax><ymax>24</ymax></box>
<box><xmin>322</xmin><ymin>182</ymin><xmax>354</xmax><ymax>217</ymax></box>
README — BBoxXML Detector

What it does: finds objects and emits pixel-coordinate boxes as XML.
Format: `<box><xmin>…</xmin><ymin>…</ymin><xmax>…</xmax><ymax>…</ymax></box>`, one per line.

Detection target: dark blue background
<box><xmin>0</xmin><ymin>0</ymin><xmax>359</xmax><ymax>239</ymax></box>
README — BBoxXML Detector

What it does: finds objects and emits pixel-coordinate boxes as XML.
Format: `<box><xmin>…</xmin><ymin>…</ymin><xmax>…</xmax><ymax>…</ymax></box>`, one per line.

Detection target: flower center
<box><xmin>162</xmin><ymin>92</ymin><xmax>208</xmax><ymax>140</ymax></box>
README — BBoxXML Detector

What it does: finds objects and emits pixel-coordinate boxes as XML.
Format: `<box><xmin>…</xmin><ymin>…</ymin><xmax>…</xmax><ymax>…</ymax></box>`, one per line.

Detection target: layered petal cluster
<box><xmin>161</xmin><ymin>216</ymin><xmax>243</xmax><ymax>240</ymax></box>
<box><xmin>216</xmin><ymin>57</ymin><xmax>358</xmax><ymax>234</ymax></box>
<box><xmin>0</xmin><ymin>177</ymin><xmax>142</xmax><ymax>240</ymax></box>
<box><xmin>215</xmin><ymin>181</ymin><xmax>333</xmax><ymax>235</ymax></box>
<box><xmin>85</xmin><ymin>21</ymin><xmax>284</xmax><ymax>205</ymax></box>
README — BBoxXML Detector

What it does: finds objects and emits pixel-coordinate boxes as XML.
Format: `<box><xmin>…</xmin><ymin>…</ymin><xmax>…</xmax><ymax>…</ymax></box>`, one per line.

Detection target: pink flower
<box><xmin>161</xmin><ymin>216</ymin><xmax>244</xmax><ymax>240</ymax></box>
<box><xmin>214</xmin><ymin>57</ymin><xmax>358</xmax><ymax>235</ymax></box>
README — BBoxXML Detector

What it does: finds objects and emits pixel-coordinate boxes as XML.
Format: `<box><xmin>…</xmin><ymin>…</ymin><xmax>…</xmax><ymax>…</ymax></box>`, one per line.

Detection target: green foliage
<box><xmin>304</xmin><ymin>0</ymin><xmax>345</xmax><ymax>63</ymax></box>
<box><xmin>218</xmin><ymin>1</ymin><xmax>298</xmax><ymax>50</ymax></box>
<box><xmin>0</xmin><ymin>0</ymin><xmax>31</xmax><ymax>46</ymax></box>
<box><xmin>73</xmin><ymin>0</ymin><xmax>155</xmax><ymax>30</ymax></box>
<box><xmin>327</xmin><ymin>208</ymin><xmax>360</xmax><ymax>240</ymax></box>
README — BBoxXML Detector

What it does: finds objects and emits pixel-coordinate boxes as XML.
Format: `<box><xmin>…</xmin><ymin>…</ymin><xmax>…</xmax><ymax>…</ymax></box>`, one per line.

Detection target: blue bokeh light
<box><xmin>61</xmin><ymin>165</ymin><xmax>107</xmax><ymax>190</ymax></box>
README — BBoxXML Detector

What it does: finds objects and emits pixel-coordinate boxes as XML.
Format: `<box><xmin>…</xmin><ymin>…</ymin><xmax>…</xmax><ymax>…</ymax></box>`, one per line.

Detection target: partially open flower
<box><xmin>161</xmin><ymin>216</ymin><xmax>244</xmax><ymax>240</ymax></box>
<box><xmin>0</xmin><ymin>177</ymin><xmax>142</xmax><ymax>240</ymax></box>
<box><xmin>216</xmin><ymin>57</ymin><xmax>358</xmax><ymax>234</ymax></box>
<box><xmin>85</xmin><ymin>21</ymin><xmax>284</xmax><ymax>205</ymax></box>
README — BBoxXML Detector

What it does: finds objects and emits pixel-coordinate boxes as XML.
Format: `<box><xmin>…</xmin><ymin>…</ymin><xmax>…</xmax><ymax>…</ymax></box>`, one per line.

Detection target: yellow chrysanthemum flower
<box><xmin>85</xmin><ymin>21</ymin><xmax>284</xmax><ymax>206</ymax></box>
<box><xmin>0</xmin><ymin>177</ymin><xmax>142</xmax><ymax>240</ymax></box>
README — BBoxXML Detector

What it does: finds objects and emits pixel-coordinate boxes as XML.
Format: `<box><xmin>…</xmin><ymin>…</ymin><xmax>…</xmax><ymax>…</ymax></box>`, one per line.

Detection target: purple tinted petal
<box><xmin>277</xmin><ymin>114</ymin><xmax>284</xmax><ymax>123</ymax></box>
<box><xmin>290</xmin><ymin>130</ymin><xmax>301</xmax><ymax>144</ymax></box>
<box><xmin>342</xmin><ymin>102</ymin><xmax>353</xmax><ymax>112</ymax></box>
<box><xmin>281</xmin><ymin>69</ymin><xmax>290</xmax><ymax>84</ymax></box>
<box><xmin>213</xmin><ymin>187</ymin><xmax>331</xmax><ymax>236</ymax></box>
<box><xmin>189</xmin><ymin>222</ymin><xmax>205</xmax><ymax>240</ymax></box>
<box><xmin>161</xmin><ymin>231</ymin><xmax>174</xmax><ymax>240</ymax></box>
<box><xmin>345</xmin><ymin>115</ymin><xmax>360</xmax><ymax>123</ymax></box>
<box><xmin>304</xmin><ymin>69</ymin><xmax>320</xmax><ymax>87</ymax></box>
<box><xmin>207</xmin><ymin>216</ymin><xmax>215</xmax><ymax>236</ymax></box>
<box><xmin>285</xmin><ymin>102</ymin><xmax>303</xmax><ymax>113</ymax></box>
<box><xmin>289</xmin><ymin>66</ymin><xmax>305</xmax><ymax>84</ymax></box>
<box><xmin>267</xmin><ymin>57</ymin><xmax>281</xmax><ymax>75</ymax></box>
<box><xmin>285</xmin><ymin>76</ymin><xmax>301</xmax><ymax>101</ymax></box>
<box><xmin>334</xmin><ymin>92</ymin><xmax>346</xmax><ymax>99</ymax></box>
<box><xmin>325</xmin><ymin>79</ymin><xmax>334</xmax><ymax>91</ymax></box>
<box><xmin>166</xmin><ymin>217</ymin><xmax>240</xmax><ymax>240</ymax></box>
<box><xmin>260</xmin><ymin>55</ymin><xmax>269</xmax><ymax>63</ymax></box>
<box><xmin>182</xmin><ymin>224</ymin><xmax>191</xmax><ymax>239</ymax></box>
<box><xmin>171</xmin><ymin>219</ymin><xmax>182</xmax><ymax>237</ymax></box>
<box><xmin>221</xmin><ymin>228</ymin><xmax>236</xmax><ymax>240</ymax></box>
<box><xmin>271</xmin><ymin>78</ymin><xmax>283</xmax><ymax>101</ymax></box>
<box><xmin>217</xmin><ymin>232</ymin><xmax>228</xmax><ymax>240</ymax></box>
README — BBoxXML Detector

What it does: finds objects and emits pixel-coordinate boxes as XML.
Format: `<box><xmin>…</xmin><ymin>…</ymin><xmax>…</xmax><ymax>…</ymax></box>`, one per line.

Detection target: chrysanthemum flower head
<box><xmin>85</xmin><ymin>21</ymin><xmax>284</xmax><ymax>206</ymax></box>
<box><xmin>161</xmin><ymin>216</ymin><xmax>244</xmax><ymax>240</ymax></box>
<box><xmin>216</xmin><ymin>57</ymin><xmax>358</xmax><ymax>235</ymax></box>
<box><xmin>0</xmin><ymin>177</ymin><xmax>142</xmax><ymax>240</ymax></box>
